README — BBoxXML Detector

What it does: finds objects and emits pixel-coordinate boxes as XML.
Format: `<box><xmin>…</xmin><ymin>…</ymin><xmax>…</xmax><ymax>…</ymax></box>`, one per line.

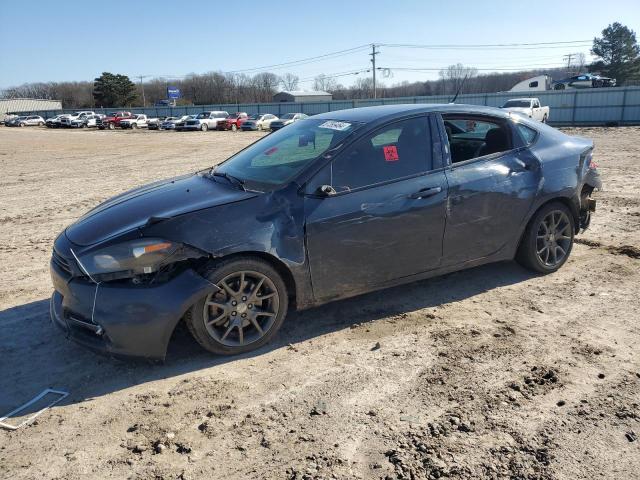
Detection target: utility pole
<box><xmin>370</xmin><ymin>44</ymin><xmax>380</xmax><ymax>99</ymax></box>
<box><xmin>137</xmin><ymin>75</ymin><xmax>150</xmax><ymax>107</ymax></box>
<box><xmin>562</xmin><ymin>54</ymin><xmax>574</xmax><ymax>76</ymax></box>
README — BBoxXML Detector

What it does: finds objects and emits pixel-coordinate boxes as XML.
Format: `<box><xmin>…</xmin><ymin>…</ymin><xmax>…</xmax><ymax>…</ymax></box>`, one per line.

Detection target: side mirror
<box><xmin>317</xmin><ymin>185</ymin><xmax>336</xmax><ymax>197</ymax></box>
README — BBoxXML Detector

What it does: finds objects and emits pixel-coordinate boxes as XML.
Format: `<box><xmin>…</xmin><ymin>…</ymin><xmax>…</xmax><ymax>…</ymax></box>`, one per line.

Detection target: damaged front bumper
<box><xmin>49</xmin><ymin>257</ymin><xmax>215</xmax><ymax>361</ymax></box>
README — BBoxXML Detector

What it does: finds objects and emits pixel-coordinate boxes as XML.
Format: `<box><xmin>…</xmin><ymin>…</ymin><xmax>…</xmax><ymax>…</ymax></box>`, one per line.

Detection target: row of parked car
<box><xmin>4</xmin><ymin>110</ymin><xmax>310</xmax><ymax>132</ymax></box>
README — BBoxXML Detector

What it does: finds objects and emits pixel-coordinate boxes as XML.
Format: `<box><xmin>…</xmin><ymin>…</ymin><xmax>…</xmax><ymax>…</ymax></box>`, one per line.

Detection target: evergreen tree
<box><xmin>93</xmin><ymin>72</ymin><xmax>138</xmax><ymax>107</ymax></box>
<box><xmin>591</xmin><ymin>22</ymin><xmax>640</xmax><ymax>84</ymax></box>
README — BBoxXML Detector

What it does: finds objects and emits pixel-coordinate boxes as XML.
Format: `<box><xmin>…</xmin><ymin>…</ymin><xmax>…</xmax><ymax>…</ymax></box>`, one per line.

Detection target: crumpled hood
<box><xmin>65</xmin><ymin>173</ymin><xmax>257</xmax><ymax>246</ymax></box>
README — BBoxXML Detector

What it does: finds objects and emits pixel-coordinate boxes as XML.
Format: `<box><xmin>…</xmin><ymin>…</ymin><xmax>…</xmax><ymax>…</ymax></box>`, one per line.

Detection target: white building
<box><xmin>0</xmin><ymin>98</ymin><xmax>62</xmax><ymax>121</ymax></box>
<box><xmin>273</xmin><ymin>91</ymin><xmax>332</xmax><ymax>102</ymax></box>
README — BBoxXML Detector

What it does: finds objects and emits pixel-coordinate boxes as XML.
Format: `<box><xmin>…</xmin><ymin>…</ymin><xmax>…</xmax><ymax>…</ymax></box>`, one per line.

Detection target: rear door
<box><xmin>438</xmin><ymin>113</ymin><xmax>541</xmax><ymax>265</ymax></box>
<box><xmin>304</xmin><ymin>115</ymin><xmax>448</xmax><ymax>301</ymax></box>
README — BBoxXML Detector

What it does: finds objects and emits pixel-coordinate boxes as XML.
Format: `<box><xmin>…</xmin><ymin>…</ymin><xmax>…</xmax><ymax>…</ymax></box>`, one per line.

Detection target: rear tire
<box><xmin>516</xmin><ymin>202</ymin><xmax>575</xmax><ymax>274</ymax></box>
<box><xmin>542</xmin><ymin>114</ymin><xmax>548</xmax><ymax>124</ymax></box>
<box><xmin>185</xmin><ymin>257</ymin><xmax>289</xmax><ymax>355</ymax></box>
<box><xmin>131</xmin><ymin>123</ymin><xmax>138</xmax><ymax>129</ymax></box>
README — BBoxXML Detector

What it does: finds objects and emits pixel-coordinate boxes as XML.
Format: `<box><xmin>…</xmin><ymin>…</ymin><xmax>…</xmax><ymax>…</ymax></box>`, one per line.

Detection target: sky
<box><xmin>0</xmin><ymin>0</ymin><xmax>639</xmax><ymax>90</ymax></box>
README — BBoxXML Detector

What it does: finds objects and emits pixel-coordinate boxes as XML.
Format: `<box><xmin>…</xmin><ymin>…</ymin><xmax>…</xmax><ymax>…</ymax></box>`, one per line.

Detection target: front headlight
<box><xmin>77</xmin><ymin>238</ymin><xmax>179</xmax><ymax>279</ymax></box>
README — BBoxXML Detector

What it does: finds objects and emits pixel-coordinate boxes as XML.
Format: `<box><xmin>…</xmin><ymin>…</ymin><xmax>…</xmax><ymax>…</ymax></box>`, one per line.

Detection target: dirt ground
<box><xmin>0</xmin><ymin>126</ymin><xmax>638</xmax><ymax>480</ymax></box>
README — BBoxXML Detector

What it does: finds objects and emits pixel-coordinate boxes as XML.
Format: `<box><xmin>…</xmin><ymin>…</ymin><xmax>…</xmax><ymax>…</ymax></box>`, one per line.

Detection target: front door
<box><xmin>304</xmin><ymin>115</ymin><xmax>448</xmax><ymax>301</ymax></box>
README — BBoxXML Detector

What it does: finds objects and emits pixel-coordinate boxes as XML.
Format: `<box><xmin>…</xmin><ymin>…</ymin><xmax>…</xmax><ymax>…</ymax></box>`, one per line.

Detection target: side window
<box><xmin>442</xmin><ymin>115</ymin><xmax>512</xmax><ymax>164</ymax></box>
<box><xmin>515</xmin><ymin>123</ymin><xmax>538</xmax><ymax>145</ymax></box>
<box><xmin>330</xmin><ymin>116</ymin><xmax>432</xmax><ymax>192</ymax></box>
<box><xmin>529</xmin><ymin>81</ymin><xmax>538</xmax><ymax>88</ymax></box>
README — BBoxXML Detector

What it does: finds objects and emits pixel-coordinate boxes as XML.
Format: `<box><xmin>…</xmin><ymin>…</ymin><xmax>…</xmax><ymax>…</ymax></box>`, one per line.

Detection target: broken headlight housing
<box><xmin>76</xmin><ymin>238</ymin><xmax>199</xmax><ymax>282</ymax></box>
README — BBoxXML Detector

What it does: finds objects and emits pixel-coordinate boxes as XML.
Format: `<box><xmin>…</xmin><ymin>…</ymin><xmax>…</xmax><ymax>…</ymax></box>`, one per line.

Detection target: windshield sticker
<box><xmin>318</xmin><ymin>121</ymin><xmax>351</xmax><ymax>131</ymax></box>
<box><xmin>264</xmin><ymin>146</ymin><xmax>279</xmax><ymax>156</ymax></box>
<box><xmin>383</xmin><ymin>145</ymin><xmax>399</xmax><ymax>162</ymax></box>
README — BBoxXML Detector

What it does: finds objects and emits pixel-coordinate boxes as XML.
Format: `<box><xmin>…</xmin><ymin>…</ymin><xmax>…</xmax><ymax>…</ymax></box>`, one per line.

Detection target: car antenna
<box><xmin>449</xmin><ymin>73</ymin><xmax>469</xmax><ymax>104</ymax></box>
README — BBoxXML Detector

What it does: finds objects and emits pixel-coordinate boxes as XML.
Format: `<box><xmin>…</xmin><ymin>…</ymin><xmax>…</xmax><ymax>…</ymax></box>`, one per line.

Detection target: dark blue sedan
<box><xmin>50</xmin><ymin>104</ymin><xmax>601</xmax><ymax>359</ymax></box>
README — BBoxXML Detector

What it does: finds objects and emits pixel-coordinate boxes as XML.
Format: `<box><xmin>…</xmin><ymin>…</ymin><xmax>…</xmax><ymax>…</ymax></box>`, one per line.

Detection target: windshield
<box><xmin>247</xmin><ymin>114</ymin><xmax>261</xmax><ymax>120</ymax></box>
<box><xmin>503</xmin><ymin>100</ymin><xmax>531</xmax><ymax>108</ymax></box>
<box><xmin>215</xmin><ymin>119</ymin><xmax>361</xmax><ymax>189</ymax></box>
<box><xmin>281</xmin><ymin>113</ymin><xmax>296</xmax><ymax>119</ymax></box>
<box><xmin>196</xmin><ymin>112</ymin><xmax>210</xmax><ymax>119</ymax></box>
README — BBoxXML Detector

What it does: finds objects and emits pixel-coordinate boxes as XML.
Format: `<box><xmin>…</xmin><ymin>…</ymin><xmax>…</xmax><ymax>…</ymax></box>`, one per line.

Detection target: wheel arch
<box><xmin>516</xmin><ymin>196</ymin><xmax>580</xmax><ymax>253</ymax></box>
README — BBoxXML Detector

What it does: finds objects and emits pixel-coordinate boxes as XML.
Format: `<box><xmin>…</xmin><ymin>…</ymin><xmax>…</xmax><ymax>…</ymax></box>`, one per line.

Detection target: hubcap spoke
<box><xmin>536</xmin><ymin>210</ymin><xmax>572</xmax><ymax>267</ymax></box>
<box><xmin>202</xmin><ymin>270</ymin><xmax>279</xmax><ymax>348</ymax></box>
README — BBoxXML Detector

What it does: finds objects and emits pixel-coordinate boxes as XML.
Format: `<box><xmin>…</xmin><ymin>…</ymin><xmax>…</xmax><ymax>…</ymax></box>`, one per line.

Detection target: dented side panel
<box><xmin>304</xmin><ymin>172</ymin><xmax>448</xmax><ymax>301</ymax></box>
<box><xmin>141</xmin><ymin>183</ymin><xmax>315</xmax><ymax>308</ymax></box>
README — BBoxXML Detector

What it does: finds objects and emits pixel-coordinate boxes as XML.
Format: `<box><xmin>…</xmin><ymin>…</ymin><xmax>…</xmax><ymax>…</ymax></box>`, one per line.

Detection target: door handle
<box><xmin>513</xmin><ymin>159</ymin><xmax>532</xmax><ymax>171</ymax></box>
<box><xmin>408</xmin><ymin>186</ymin><xmax>442</xmax><ymax>199</ymax></box>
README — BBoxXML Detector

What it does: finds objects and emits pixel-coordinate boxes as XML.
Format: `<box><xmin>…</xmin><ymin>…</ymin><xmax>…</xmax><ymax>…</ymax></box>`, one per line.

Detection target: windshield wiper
<box><xmin>210</xmin><ymin>168</ymin><xmax>246</xmax><ymax>191</ymax></box>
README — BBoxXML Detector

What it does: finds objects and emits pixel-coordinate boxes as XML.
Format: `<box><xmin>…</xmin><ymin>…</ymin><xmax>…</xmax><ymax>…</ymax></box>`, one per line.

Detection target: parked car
<box><xmin>11</xmin><ymin>115</ymin><xmax>45</xmax><ymax>127</ymax></box>
<box><xmin>217</xmin><ymin>112</ymin><xmax>249</xmax><ymax>131</ymax></box>
<box><xmin>70</xmin><ymin>114</ymin><xmax>101</xmax><ymax>128</ymax></box>
<box><xmin>269</xmin><ymin>112</ymin><xmax>308</xmax><ymax>131</ymax></box>
<box><xmin>49</xmin><ymin>104</ymin><xmax>601</xmax><ymax>360</ymax></box>
<box><xmin>46</xmin><ymin>114</ymin><xmax>70</xmax><ymax>128</ymax></box>
<box><xmin>98</xmin><ymin>111</ymin><xmax>133</xmax><ymax>130</ymax></box>
<box><xmin>60</xmin><ymin>111</ymin><xmax>95</xmax><ymax>128</ymax></box>
<box><xmin>4</xmin><ymin>116</ymin><xmax>27</xmax><ymax>127</ymax></box>
<box><xmin>160</xmin><ymin>116</ymin><xmax>185</xmax><ymax>130</ymax></box>
<box><xmin>240</xmin><ymin>113</ymin><xmax>278</xmax><ymax>131</ymax></box>
<box><xmin>174</xmin><ymin>115</ymin><xmax>196</xmax><ymax>132</ymax></box>
<box><xmin>183</xmin><ymin>111</ymin><xmax>229</xmax><ymax>131</ymax></box>
<box><xmin>147</xmin><ymin>116</ymin><xmax>169</xmax><ymax>130</ymax></box>
<box><xmin>553</xmin><ymin>73</ymin><xmax>616</xmax><ymax>90</ymax></box>
<box><xmin>501</xmin><ymin>98</ymin><xmax>549</xmax><ymax>123</ymax></box>
<box><xmin>119</xmin><ymin>114</ymin><xmax>148</xmax><ymax>129</ymax></box>
<box><xmin>3</xmin><ymin>114</ymin><xmax>19</xmax><ymax>126</ymax></box>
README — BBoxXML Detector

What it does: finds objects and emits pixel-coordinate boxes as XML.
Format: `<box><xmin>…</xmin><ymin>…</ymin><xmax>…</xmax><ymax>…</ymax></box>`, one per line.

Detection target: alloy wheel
<box><xmin>536</xmin><ymin>210</ymin><xmax>572</xmax><ymax>267</ymax></box>
<box><xmin>202</xmin><ymin>270</ymin><xmax>279</xmax><ymax>347</ymax></box>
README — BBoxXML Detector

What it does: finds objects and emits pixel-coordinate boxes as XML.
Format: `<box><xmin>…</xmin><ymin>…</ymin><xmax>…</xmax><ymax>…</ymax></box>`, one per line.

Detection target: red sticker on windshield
<box><xmin>264</xmin><ymin>147</ymin><xmax>278</xmax><ymax>156</ymax></box>
<box><xmin>383</xmin><ymin>145</ymin><xmax>399</xmax><ymax>162</ymax></box>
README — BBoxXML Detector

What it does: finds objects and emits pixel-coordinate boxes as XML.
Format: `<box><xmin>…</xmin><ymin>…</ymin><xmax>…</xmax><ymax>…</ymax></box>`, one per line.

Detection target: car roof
<box><xmin>311</xmin><ymin>103</ymin><xmax>512</xmax><ymax>123</ymax></box>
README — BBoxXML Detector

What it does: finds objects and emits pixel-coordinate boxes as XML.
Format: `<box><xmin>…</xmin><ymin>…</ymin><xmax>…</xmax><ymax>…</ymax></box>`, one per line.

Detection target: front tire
<box><xmin>516</xmin><ymin>202</ymin><xmax>575</xmax><ymax>273</ymax></box>
<box><xmin>231</xmin><ymin>124</ymin><xmax>237</xmax><ymax>131</ymax></box>
<box><xmin>201</xmin><ymin>123</ymin><xmax>208</xmax><ymax>131</ymax></box>
<box><xmin>108</xmin><ymin>122</ymin><xmax>115</xmax><ymax>130</ymax></box>
<box><xmin>186</xmin><ymin>257</ymin><xmax>289</xmax><ymax>355</ymax></box>
<box><xmin>542</xmin><ymin>114</ymin><xmax>548</xmax><ymax>123</ymax></box>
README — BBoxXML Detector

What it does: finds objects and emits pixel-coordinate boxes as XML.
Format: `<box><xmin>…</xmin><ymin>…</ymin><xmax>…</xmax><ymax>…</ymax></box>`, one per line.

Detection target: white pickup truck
<box><xmin>501</xmin><ymin>98</ymin><xmax>549</xmax><ymax>123</ymax></box>
<box><xmin>183</xmin><ymin>111</ymin><xmax>229</xmax><ymax>131</ymax></box>
<box><xmin>119</xmin><ymin>114</ymin><xmax>148</xmax><ymax>129</ymax></box>
<box><xmin>59</xmin><ymin>111</ymin><xmax>95</xmax><ymax>127</ymax></box>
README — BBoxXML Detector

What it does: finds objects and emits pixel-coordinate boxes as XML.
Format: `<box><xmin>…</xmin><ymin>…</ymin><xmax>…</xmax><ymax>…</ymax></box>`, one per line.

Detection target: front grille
<box><xmin>52</xmin><ymin>248</ymin><xmax>72</xmax><ymax>275</ymax></box>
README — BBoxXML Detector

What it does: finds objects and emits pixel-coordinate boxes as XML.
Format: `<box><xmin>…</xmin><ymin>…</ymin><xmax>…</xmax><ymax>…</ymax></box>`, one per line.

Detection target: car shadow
<box><xmin>0</xmin><ymin>261</ymin><xmax>534</xmax><ymax>412</ymax></box>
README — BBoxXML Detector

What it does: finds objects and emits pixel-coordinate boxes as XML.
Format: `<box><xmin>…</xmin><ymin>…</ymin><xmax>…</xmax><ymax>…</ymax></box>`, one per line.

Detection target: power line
<box><xmin>380</xmin><ymin>40</ymin><xmax>592</xmax><ymax>49</ymax></box>
<box><xmin>223</xmin><ymin>44</ymin><xmax>371</xmax><ymax>74</ymax></box>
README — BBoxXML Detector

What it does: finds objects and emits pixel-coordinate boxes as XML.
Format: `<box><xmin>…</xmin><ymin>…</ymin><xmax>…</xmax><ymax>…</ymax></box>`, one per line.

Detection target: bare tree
<box><xmin>279</xmin><ymin>73</ymin><xmax>300</xmax><ymax>91</ymax></box>
<box><xmin>438</xmin><ymin>63</ymin><xmax>478</xmax><ymax>95</ymax></box>
<box><xmin>313</xmin><ymin>74</ymin><xmax>337</xmax><ymax>92</ymax></box>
